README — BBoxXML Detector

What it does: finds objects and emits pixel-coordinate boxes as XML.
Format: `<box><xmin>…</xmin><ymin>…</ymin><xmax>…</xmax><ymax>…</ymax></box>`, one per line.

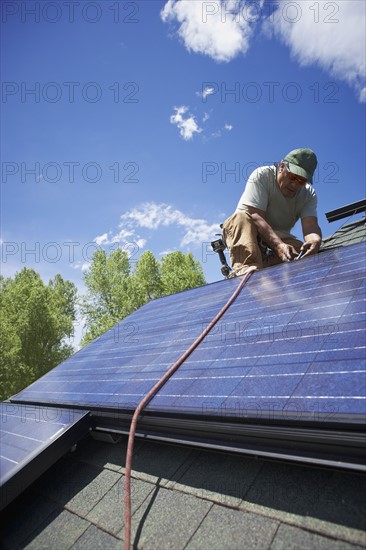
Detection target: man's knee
<box><xmin>222</xmin><ymin>211</ymin><xmax>254</xmax><ymax>241</ymax></box>
<box><xmin>223</xmin><ymin>210</ymin><xmax>251</xmax><ymax>227</ymax></box>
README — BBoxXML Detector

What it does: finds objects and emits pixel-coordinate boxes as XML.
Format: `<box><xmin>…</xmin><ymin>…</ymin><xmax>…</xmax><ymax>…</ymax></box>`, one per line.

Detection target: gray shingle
<box><xmin>128</xmin><ymin>486</ymin><xmax>212</xmax><ymax>549</ymax></box>
<box><xmin>186</xmin><ymin>503</ymin><xmax>279</xmax><ymax>550</ymax></box>
<box><xmin>311</xmin><ymin>470</ymin><xmax>366</xmax><ymax>532</ymax></box>
<box><xmin>73</xmin><ymin>435</ymin><xmax>142</xmax><ymax>472</ymax></box>
<box><xmin>65</xmin><ymin>468</ymin><xmax>122</xmax><ymax>516</ymax></box>
<box><xmin>270</xmin><ymin>523</ymin><xmax>365</xmax><ymax>550</ymax></box>
<box><xmin>86</xmin><ymin>475</ymin><xmax>154</xmax><ymax>535</ymax></box>
<box><xmin>244</xmin><ymin>460</ymin><xmax>334</xmax><ymax>517</ymax></box>
<box><xmin>241</xmin><ymin>459</ymin><xmax>366</xmax><ymax>546</ymax></box>
<box><xmin>0</xmin><ymin>491</ymin><xmax>60</xmax><ymax>549</ymax></box>
<box><xmin>130</xmin><ymin>440</ymin><xmax>195</xmax><ymax>485</ymax></box>
<box><xmin>71</xmin><ymin>524</ymin><xmax>121</xmax><ymax>550</ymax></box>
<box><xmin>36</xmin><ymin>457</ymin><xmax>120</xmax><ymax>516</ymax></box>
<box><xmin>23</xmin><ymin>509</ymin><xmax>90</xmax><ymax>550</ymax></box>
<box><xmin>172</xmin><ymin>450</ymin><xmax>263</xmax><ymax>507</ymax></box>
<box><xmin>321</xmin><ymin>217</ymin><xmax>365</xmax><ymax>251</ymax></box>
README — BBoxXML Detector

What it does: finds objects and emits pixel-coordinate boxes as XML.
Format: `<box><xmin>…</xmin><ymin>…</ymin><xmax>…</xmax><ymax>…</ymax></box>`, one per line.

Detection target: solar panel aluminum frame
<box><xmin>325</xmin><ymin>199</ymin><xmax>366</xmax><ymax>222</ymax></box>
<box><xmin>91</xmin><ymin>411</ymin><xmax>366</xmax><ymax>472</ymax></box>
<box><xmin>0</xmin><ymin>405</ymin><xmax>91</xmax><ymax>511</ymax></box>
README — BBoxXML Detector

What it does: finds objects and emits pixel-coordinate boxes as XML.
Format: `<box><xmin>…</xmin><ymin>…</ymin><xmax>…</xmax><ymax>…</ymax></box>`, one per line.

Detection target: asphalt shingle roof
<box><xmin>320</xmin><ymin>216</ymin><xmax>365</xmax><ymax>251</ymax></box>
<box><xmin>1</xmin><ymin>436</ymin><xmax>365</xmax><ymax>549</ymax></box>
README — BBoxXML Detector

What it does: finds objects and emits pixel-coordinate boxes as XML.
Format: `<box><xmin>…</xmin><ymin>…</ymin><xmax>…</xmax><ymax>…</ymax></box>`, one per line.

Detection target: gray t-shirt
<box><xmin>236</xmin><ymin>165</ymin><xmax>318</xmax><ymax>239</ymax></box>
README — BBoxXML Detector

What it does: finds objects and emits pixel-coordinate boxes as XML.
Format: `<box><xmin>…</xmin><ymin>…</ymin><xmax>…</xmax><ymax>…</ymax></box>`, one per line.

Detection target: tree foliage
<box><xmin>160</xmin><ymin>252</ymin><xmax>206</xmax><ymax>295</ymax></box>
<box><xmin>79</xmin><ymin>248</ymin><xmax>133</xmax><ymax>345</ymax></box>
<box><xmin>0</xmin><ymin>269</ymin><xmax>77</xmax><ymax>401</ymax></box>
<box><xmin>80</xmin><ymin>249</ymin><xmax>206</xmax><ymax>346</ymax></box>
<box><xmin>130</xmin><ymin>250</ymin><xmax>162</xmax><ymax>307</ymax></box>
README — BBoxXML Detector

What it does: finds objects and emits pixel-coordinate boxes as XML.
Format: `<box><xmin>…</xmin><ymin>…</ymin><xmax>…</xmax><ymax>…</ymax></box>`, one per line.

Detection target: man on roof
<box><xmin>222</xmin><ymin>148</ymin><xmax>322</xmax><ymax>277</ymax></box>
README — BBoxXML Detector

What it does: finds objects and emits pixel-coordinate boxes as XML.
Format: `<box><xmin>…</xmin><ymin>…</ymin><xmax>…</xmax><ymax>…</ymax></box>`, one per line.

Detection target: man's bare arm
<box><xmin>245</xmin><ymin>206</ymin><xmax>298</xmax><ymax>261</ymax></box>
<box><xmin>301</xmin><ymin>216</ymin><xmax>322</xmax><ymax>257</ymax></box>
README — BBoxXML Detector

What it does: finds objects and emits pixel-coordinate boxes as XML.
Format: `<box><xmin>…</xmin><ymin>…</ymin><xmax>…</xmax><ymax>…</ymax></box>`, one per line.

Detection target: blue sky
<box><xmin>1</xmin><ymin>0</ymin><xmax>365</xmax><ymax>344</ymax></box>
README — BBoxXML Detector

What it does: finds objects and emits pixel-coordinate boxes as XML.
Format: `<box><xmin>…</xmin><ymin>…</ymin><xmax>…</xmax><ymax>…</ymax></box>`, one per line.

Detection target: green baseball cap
<box><xmin>283</xmin><ymin>148</ymin><xmax>318</xmax><ymax>183</ymax></box>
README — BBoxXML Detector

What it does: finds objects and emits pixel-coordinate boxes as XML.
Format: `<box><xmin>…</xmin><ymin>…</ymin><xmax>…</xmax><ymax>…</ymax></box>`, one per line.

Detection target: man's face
<box><xmin>277</xmin><ymin>163</ymin><xmax>308</xmax><ymax>197</ymax></box>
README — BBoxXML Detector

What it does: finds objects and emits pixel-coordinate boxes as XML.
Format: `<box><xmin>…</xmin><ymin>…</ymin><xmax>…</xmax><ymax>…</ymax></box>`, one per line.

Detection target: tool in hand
<box><xmin>295</xmin><ymin>249</ymin><xmax>305</xmax><ymax>261</ymax></box>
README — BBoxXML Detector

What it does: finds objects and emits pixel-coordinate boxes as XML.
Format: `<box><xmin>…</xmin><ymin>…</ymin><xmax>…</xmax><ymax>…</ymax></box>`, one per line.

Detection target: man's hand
<box><xmin>275</xmin><ymin>243</ymin><xmax>298</xmax><ymax>262</ymax></box>
<box><xmin>301</xmin><ymin>217</ymin><xmax>322</xmax><ymax>258</ymax></box>
<box><xmin>300</xmin><ymin>239</ymin><xmax>321</xmax><ymax>258</ymax></box>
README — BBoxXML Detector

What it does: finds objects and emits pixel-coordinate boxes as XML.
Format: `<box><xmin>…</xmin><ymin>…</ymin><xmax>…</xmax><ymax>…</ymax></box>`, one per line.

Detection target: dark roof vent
<box><xmin>326</xmin><ymin>199</ymin><xmax>366</xmax><ymax>223</ymax></box>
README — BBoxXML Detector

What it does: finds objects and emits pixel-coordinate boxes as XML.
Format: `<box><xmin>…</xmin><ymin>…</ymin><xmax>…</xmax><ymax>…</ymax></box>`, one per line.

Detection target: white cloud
<box><xmin>91</xmin><ymin>200</ymin><xmax>218</xmax><ymax>258</ymax></box>
<box><xmin>202</xmin><ymin>112</ymin><xmax>210</xmax><ymax>122</ymax></box>
<box><xmin>135</xmin><ymin>238</ymin><xmax>147</xmax><ymax>249</ymax></box>
<box><xmin>197</xmin><ymin>86</ymin><xmax>216</xmax><ymax>99</ymax></box>
<box><xmin>119</xmin><ymin>202</ymin><xmax>220</xmax><ymax>247</ymax></box>
<box><xmin>210</xmin><ymin>129</ymin><xmax>222</xmax><ymax>139</ymax></box>
<box><xmin>170</xmin><ymin>105</ymin><xmax>203</xmax><ymax>140</ymax></box>
<box><xmin>94</xmin><ymin>232</ymin><xmax>110</xmax><ymax>246</ymax></box>
<box><xmin>110</xmin><ymin>229</ymin><xmax>134</xmax><ymax>244</ymax></box>
<box><xmin>162</xmin><ymin>1</ymin><xmax>365</xmax><ymax>101</ymax></box>
<box><xmin>93</xmin><ymin>226</ymin><xmax>145</xmax><ymax>258</ymax></box>
<box><xmin>267</xmin><ymin>0</ymin><xmax>366</xmax><ymax>102</ymax></box>
<box><xmin>203</xmin><ymin>123</ymin><xmax>233</xmax><ymax>141</ymax></box>
<box><xmin>72</xmin><ymin>261</ymin><xmax>90</xmax><ymax>272</ymax></box>
<box><xmin>161</xmin><ymin>0</ymin><xmax>257</xmax><ymax>63</ymax></box>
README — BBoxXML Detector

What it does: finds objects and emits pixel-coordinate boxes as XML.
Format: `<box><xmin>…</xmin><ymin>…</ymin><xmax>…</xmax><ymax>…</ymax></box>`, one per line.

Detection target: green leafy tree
<box><xmin>160</xmin><ymin>251</ymin><xmax>206</xmax><ymax>295</ymax></box>
<box><xmin>80</xmin><ymin>248</ymin><xmax>133</xmax><ymax>346</ymax></box>
<box><xmin>130</xmin><ymin>251</ymin><xmax>162</xmax><ymax>308</ymax></box>
<box><xmin>80</xmin><ymin>248</ymin><xmax>206</xmax><ymax>346</ymax></box>
<box><xmin>0</xmin><ymin>269</ymin><xmax>77</xmax><ymax>401</ymax></box>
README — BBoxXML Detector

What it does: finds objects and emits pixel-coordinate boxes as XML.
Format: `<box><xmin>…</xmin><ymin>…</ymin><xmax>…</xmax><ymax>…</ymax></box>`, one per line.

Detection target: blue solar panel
<box><xmin>11</xmin><ymin>243</ymin><xmax>365</xmax><ymax>428</ymax></box>
<box><xmin>147</xmin><ymin>243</ymin><xmax>366</xmax><ymax>423</ymax></box>
<box><xmin>0</xmin><ymin>403</ymin><xmax>90</xmax><ymax>510</ymax></box>
<box><xmin>12</xmin><ymin>278</ymin><xmax>242</xmax><ymax>409</ymax></box>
